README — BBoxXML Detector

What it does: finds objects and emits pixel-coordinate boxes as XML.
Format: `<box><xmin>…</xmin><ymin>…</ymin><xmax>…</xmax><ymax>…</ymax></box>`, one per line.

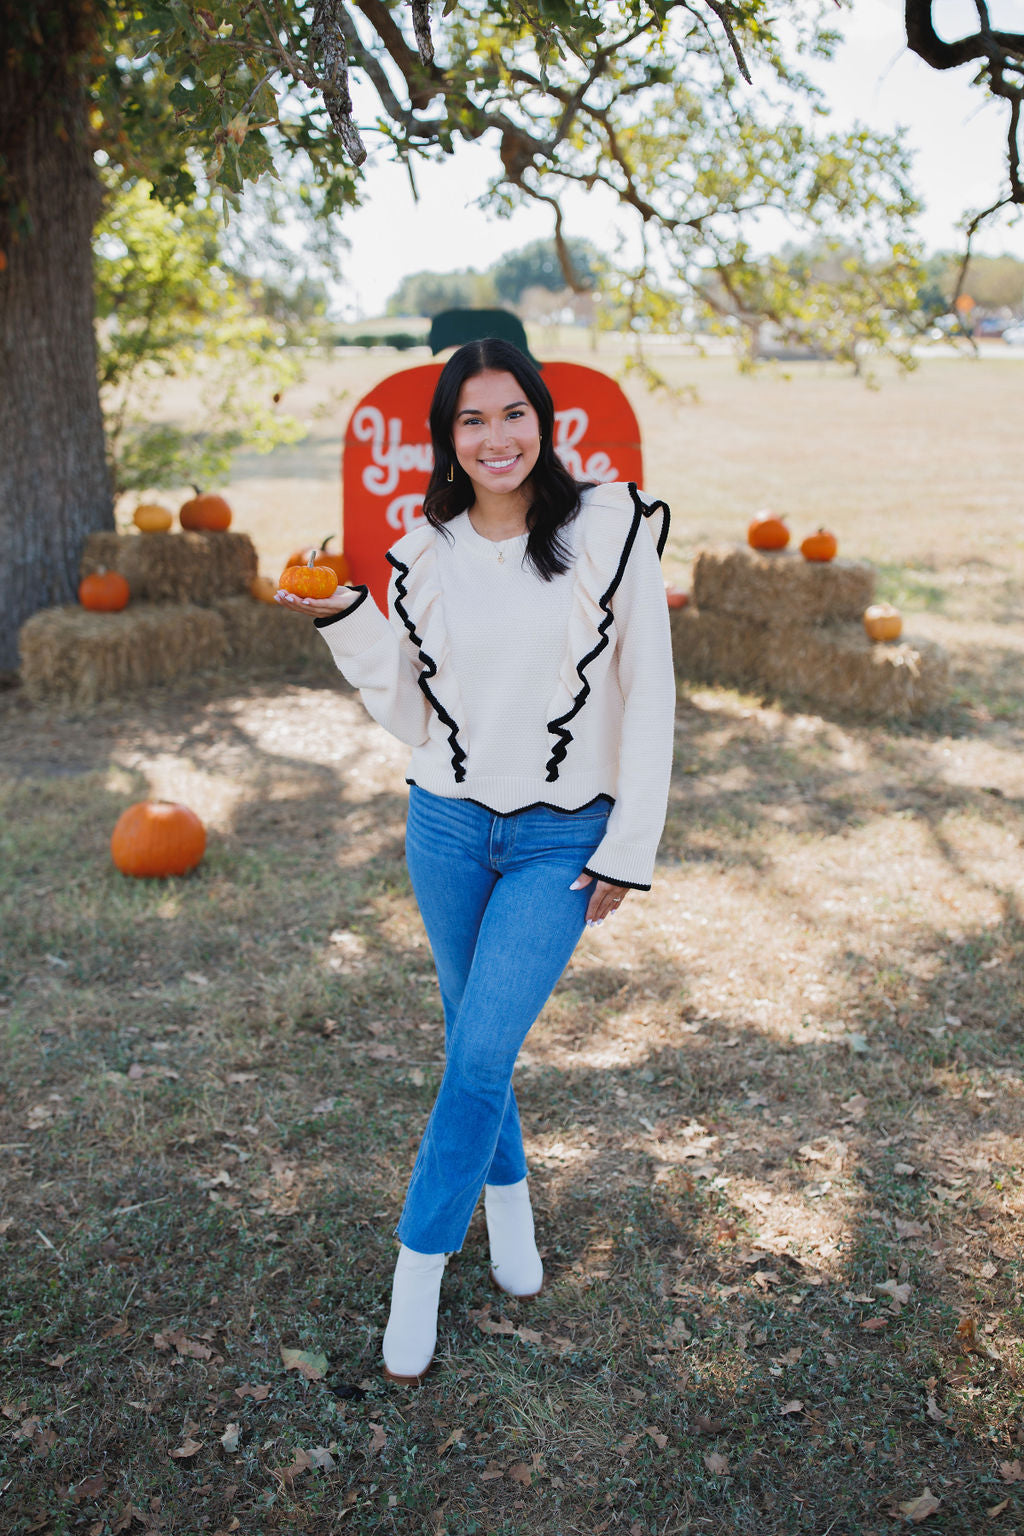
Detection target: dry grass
<box><xmin>2</xmin><ymin>347</ymin><xmax>1023</xmax><ymax>1535</ymax></box>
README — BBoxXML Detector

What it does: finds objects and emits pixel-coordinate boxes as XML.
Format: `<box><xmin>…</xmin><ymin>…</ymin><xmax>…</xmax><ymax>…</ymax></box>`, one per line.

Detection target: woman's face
<box><xmin>451</xmin><ymin>369</ymin><xmax>542</xmax><ymax>502</ymax></box>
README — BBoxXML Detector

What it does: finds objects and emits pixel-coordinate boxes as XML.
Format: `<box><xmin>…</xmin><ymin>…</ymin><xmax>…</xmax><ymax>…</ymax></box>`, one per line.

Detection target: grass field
<box><xmin>2</xmin><ymin>344</ymin><xmax>1023</xmax><ymax>1535</ymax></box>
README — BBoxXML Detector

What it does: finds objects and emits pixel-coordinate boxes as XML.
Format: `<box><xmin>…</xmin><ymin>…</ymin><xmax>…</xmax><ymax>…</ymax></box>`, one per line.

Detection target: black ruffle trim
<box><xmin>544</xmin><ymin>483</ymin><xmax>670</xmax><ymax>782</ymax></box>
<box><xmin>387</xmin><ymin>551</ymin><xmax>467</xmax><ymax>782</ymax></box>
<box><xmin>582</xmin><ymin>864</ymin><xmax>652</xmax><ymax>893</ymax></box>
<box><xmin>406</xmin><ymin>780</ymin><xmax>614</xmax><ymax>819</ymax></box>
<box><xmin>313</xmin><ymin>586</ymin><xmax>369</xmax><ymax>627</ymax></box>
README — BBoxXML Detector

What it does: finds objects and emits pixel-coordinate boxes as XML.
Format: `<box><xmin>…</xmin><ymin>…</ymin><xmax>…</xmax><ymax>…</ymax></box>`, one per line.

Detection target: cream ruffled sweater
<box><xmin>316</xmin><ymin>481</ymin><xmax>676</xmax><ymax>890</ymax></box>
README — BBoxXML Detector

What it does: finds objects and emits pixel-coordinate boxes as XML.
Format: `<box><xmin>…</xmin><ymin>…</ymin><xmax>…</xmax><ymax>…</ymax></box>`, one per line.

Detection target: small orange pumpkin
<box><xmin>250</xmin><ymin>575</ymin><xmax>278</xmax><ymax>604</ymax></box>
<box><xmin>665</xmin><ymin>585</ymin><xmax>689</xmax><ymax>609</ymax></box>
<box><xmin>800</xmin><ymin>528</ymin><xmax>838</xmax><ymax>562</ymax></box>
<box><xmin>863</xmin><ymin>603</ymin><xmax>903</xmax><ymax>643</ymax></box>
<box><xmin>110</xmin><ymin>801</ymin><xmax>206</xmax><ymax>878</ymax></box>
<box><xmin>747</xmin><ymin>511</ymin><xmax>790</xmax><ymax>552</ymax></box>
<box><xmin>180</xmin><ymin>490</ymin><xmax>232</xmax><ymax>531</ymax></box>
<box><xmin>285</xmin><ymin>536</ymin><xmax>351</xmax><ymax>585</ymax></box>
<box><xmin>279</xmin><ymin>550</ymin><xmax>339</xmax><ymax>599</ymax></box>
<box><xmin>133</xmin><ymin>503</ymin><xmax>174</xmax><ymax>534</ymax></box>
<box><xmin>79</xmin><ymin>569</ymin><xmax>130</xmax><ymax>612</ymax></box>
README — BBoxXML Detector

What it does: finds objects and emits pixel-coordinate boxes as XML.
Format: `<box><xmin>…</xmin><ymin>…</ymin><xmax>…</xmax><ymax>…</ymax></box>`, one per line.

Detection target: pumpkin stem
<box><xmin>307</xmin><ymin>550</ymin><xmax>317</xmax><ymax>568</ymax></box>
<box><xmin>320</xmin><ymin>536</ymin><xmax>334</xmax><ymax>552</ymax></box>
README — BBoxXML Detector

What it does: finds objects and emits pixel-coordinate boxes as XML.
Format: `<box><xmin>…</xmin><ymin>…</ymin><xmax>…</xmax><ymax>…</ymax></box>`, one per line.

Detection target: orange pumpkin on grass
<box><xmin>111</xmin><ymin>801</ymin><xmax>206</xmax><ymax>878</ymax></box>
<box><xmin>79</xmin><ymin>569</ymin><xmax>130</xmax><ymax>612</ymax></box>
<box><xmin>747</xmin><ymin>511</ymin><xmax>790</xmax><ymax>551</ymax></box>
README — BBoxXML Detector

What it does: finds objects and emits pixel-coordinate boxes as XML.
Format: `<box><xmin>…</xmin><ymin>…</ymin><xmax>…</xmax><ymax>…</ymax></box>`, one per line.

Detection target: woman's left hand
<box><xmin>570</xmin><ymin>871</ymin><xmax>630</xmax><ymax>926</ymax></box>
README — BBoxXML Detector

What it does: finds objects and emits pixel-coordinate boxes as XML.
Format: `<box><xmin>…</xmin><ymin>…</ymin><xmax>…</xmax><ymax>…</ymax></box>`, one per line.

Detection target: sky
<box><xmin>334</xmin><ymin>0</ymin><xmax>1024</xmax><ymax>318</ymax></box>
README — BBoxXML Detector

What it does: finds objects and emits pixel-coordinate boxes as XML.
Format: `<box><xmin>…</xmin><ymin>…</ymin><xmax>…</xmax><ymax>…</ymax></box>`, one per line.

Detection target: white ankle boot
<box><xmin>485</xmin><ymin>1177</ymin><xmax>544</xmax><ymax>1298</ymax></box>
<box><xmin>382</xmin><ymin>1244</ymin><xmax>447</xmax><ymax>1383</ymax></box>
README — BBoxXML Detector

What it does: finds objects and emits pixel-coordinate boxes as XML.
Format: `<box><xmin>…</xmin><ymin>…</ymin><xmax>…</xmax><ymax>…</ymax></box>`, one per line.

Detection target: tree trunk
<box><xmin>0</xmin><ymin>10</ymin><xmax>112</xmax><ymax>677</ymax></box>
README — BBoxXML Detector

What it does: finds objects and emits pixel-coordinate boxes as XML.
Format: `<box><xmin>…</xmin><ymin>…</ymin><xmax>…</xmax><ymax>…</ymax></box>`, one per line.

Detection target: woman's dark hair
<box><xmin>422</xmin><ymin>337</ymin><xmax>589</xmax><ymax>581</ymax></box>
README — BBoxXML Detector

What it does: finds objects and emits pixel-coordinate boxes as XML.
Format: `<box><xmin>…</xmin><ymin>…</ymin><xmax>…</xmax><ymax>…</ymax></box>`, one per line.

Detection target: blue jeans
<box><xmin>397</xmin><ymin>785</ymin><xmax>612</xmax><ymax>1254</ymax></box>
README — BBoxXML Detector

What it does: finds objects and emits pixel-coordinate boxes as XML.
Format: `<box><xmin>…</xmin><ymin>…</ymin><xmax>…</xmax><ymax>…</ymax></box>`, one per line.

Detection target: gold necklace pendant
<box><xmin>497</xmin><ymin>548</ymin><xmax>505</xmax><ymax>564</ymax></box>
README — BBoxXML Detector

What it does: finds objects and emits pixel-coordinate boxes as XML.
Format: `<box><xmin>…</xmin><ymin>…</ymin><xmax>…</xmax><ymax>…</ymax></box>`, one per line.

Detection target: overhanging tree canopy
<box><xmin>2</xmin><ymin>0</ymin><xmax>1022</xmax><ymax>674</ymax></box>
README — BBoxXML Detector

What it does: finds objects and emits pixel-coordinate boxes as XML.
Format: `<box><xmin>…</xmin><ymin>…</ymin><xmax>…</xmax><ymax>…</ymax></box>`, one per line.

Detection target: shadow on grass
<box><xmin>1</xmin><ymin>679</ymin><xmax>1023</xmax><ymax>1533</ymax></box>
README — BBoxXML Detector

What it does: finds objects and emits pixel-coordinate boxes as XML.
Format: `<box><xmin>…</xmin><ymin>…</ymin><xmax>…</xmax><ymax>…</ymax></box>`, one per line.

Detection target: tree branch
<box><xmin>311</xmin><ymin>0</ymin><xmax>367</xmax><ymax>164</ymax></box>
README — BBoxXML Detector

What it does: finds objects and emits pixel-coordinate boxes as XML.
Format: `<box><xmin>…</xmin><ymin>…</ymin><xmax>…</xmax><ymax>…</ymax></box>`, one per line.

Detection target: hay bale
<box><xmin>213</xmin><ymin>597</ymin><xmax>338</xmax><ymax>677</ymax></box>
<box><xmin>19</xmin><ymin>603</ymin><xmax>226</xmax><ymax>707</ymax></box>
<box><xmin>692</xmin><ymin>545</ymin><xmax>875</xmax><ymax>625</ymax></box>
<box><xmin>670</xmin><ymin>606</ymin><xmax>948</xmax><ymax>720</ymax></box>
<box><xmin>81</xmin><ymin>531</ymin><xmax>257</xmax><ymax>604</ymax></box>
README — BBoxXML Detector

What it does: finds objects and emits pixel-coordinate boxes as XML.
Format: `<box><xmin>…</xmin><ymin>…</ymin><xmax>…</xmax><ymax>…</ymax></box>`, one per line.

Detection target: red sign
<box><xmin>341</xmin><ymin>361</ymin><xmax>643</xmax><ymax>609</ymax></box>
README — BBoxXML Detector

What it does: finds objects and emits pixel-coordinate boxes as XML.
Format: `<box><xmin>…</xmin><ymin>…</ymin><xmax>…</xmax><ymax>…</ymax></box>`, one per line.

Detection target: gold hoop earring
<box><xmin>447</xmin><ymin>463</ymin><xmax>454</xmax><ymax>483</ymax></box>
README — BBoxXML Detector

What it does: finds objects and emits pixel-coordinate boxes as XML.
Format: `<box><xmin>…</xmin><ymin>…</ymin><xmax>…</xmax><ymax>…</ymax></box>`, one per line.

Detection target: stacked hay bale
<box><xmin>670</xmin><ymin>545</ymin><xmax>948</xmax><ymax>719</ymax></box>
<box><xmin>20</xmin><ymin>531</ymin><xmax>335</xmax><ymax>706</ymax></box>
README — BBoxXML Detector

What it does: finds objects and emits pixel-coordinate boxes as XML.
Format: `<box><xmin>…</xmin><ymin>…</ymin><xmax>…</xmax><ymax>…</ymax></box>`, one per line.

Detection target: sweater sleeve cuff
<box><xmin>313</xmin><ymin>585</ymin><xmax>369</xmax><ymax>628</ymax></box>
<box><xmin>583</xmin><ymin>836</ymin><xmax>657</xmax><ymax>892</ymax></box>
<box><xmin>314</xmin><ymin>587</ymin><xmax>393</xmax><ymax>658</ymax></box>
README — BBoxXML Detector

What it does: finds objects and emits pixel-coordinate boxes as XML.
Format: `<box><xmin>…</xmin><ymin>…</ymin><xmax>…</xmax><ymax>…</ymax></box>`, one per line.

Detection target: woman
<box><xmin>276</xmin><ymin>338</ymin><xmax>675</xmax><ymax>1384</ymax></box>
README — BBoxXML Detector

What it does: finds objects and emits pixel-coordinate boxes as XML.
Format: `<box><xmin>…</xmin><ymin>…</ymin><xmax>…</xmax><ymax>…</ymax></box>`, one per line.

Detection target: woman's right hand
<box><xmin>274</xmin><ymin>586</ymin><xmax>361</xmax><ymax>620</ymax></box>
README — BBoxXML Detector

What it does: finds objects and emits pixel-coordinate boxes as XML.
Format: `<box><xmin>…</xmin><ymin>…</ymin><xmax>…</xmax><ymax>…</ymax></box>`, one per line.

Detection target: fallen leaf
<box><xmin>277</xmin><ymin>1447</ymin><xmax>312</xmax><ymax>1485</ymax></box>
<box><xmin>309</xmin><ymin>1446</ymin><xmax>336</xmax><ymax>1470</ymax></box>
<box><xmin>220</xmin><ymin>1423</ymin><xmax>241</xmax><ymax>1454</ymax></box>
<box><xmin>280</xmin><ymin>1346</ymin><xmax>328</xmax><ymax>1381</ymax></box>
<box><xmin>468</xmin><ymin>1308</ymin><xmax>516</xmax><ymax>1336</ymax></box>
<box><xmin>877</xmin><ymin>1279</ymin><xmax>912</xmax><ymax>1306</ymax></box>
<box><xmin>956</xmin><ymin>1317</ymin><xmax>978</xmax><ymax>1353</ymax></box>
<box><xmin>369</xmin><ymin>1424</ymin><xmax>387</xmax><ymax>1456</ymax></box>
<box><xmin>860</xmin><ymin>1318</ymin><xmax>888</xmax><ymax>1331</ymax></box>
<box><xmin>153</xmin><ymin>1328</ymin><xmax>211</xmax><ymax>1360</ymax></box>
<box><xmin>32</xmin><ymin>1426</ymin><xmax>57</xmax><ymax>1456</ymax></box>
<box><xmin>436</xmin><ymin>1426</ymin><xmax>465</xmax><ymax>1456</ymax></box>
<box><xmin>234</xmin><ymin>1383</ymin><xmax>270</xmax><ymax>1402</ymax></box>
<box><xmin>988</xmin><ymin>1499</ymin><xmax>1010</xmax><ymax>1517</ymax></box>
<box><xmin>895</xmin><ymin>1219</ymin><xmax>928</xmax><ymax>1240</ymax></box>
<box><xmin>45</xmin><ymin>1352</ymin><xmax>72</xmax><ymax>1369</ymax></box>
<box><xmin>102</xmin><ymin>1318</ymin><xmax>129</xmax><ymax>1339</ymax></box>
<box><xmin>508</xmin><ymin>1452</ymin><xmax>544</xmax><ymax>1487</ymax></box>
<box><xmin>893</xmin><ymin>1162</ymin><xmax>916</xmax><ymax>1176</ymax></box>
<box><xmin>71</xmin><ymin>1474</ymin><xmax>106</xmax><ymax>1503</ymax></box>
<box><xmin>779</xmin><ymin>1400</ymin><xmax>804</xmax><ymax>1415</ymax></box>
<box><xmin>925</xmin><ymin>1395</ymin><xmax>947</xmax><ymax>1424</ymax></box>
<box><xmin>646</xmin><ymin>1425</ymin><xmax>668</xmax><ymax>1450</ymax></box>
<box><xmin>481</xmin><ymin>1460</ymin><xmax>505</xmax><ymax>1480</ymax></box>
<box><xmin>752</xmin><ymin>1270</ymin><xmax>782</xmax><ymax>1289</ymax></box>
<box><xmin>998</xmin><ymin>1459</ymin><xmax>1024</xmax><ymax>1483</ymax></box>
<box><xmin>516</xmin><ymin>1325</ymin><xmax>544</xmax><ymax>1345</ymax></box>
<box><xmin>841</xmin><ymin>1093</ymin><xmax>868</xmax><ymax>1119</ymax></box>
<box><xmin>694</xmin><ymin>1414</ymin><xmax>724</xmax><ymax>1435</ymax></box>
<box><xmin>169</xmin><ymin>1437</ymin><xmax>203</xmax><ymax>1459</ymax></box>
<box><xmin>703</xmin><ymin>1451</ymin><xmax>729</xmax><ymax>1475</ymax></box>
<box><xmin>225</xmin><ymin>1071</ymin><xmax>257</xmax><ymax>1084</ymax></box>
<box><xmin>897</xmin><ymin>1488</ymin><xmax>941</xmax><ymax>1522</ymax></box>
